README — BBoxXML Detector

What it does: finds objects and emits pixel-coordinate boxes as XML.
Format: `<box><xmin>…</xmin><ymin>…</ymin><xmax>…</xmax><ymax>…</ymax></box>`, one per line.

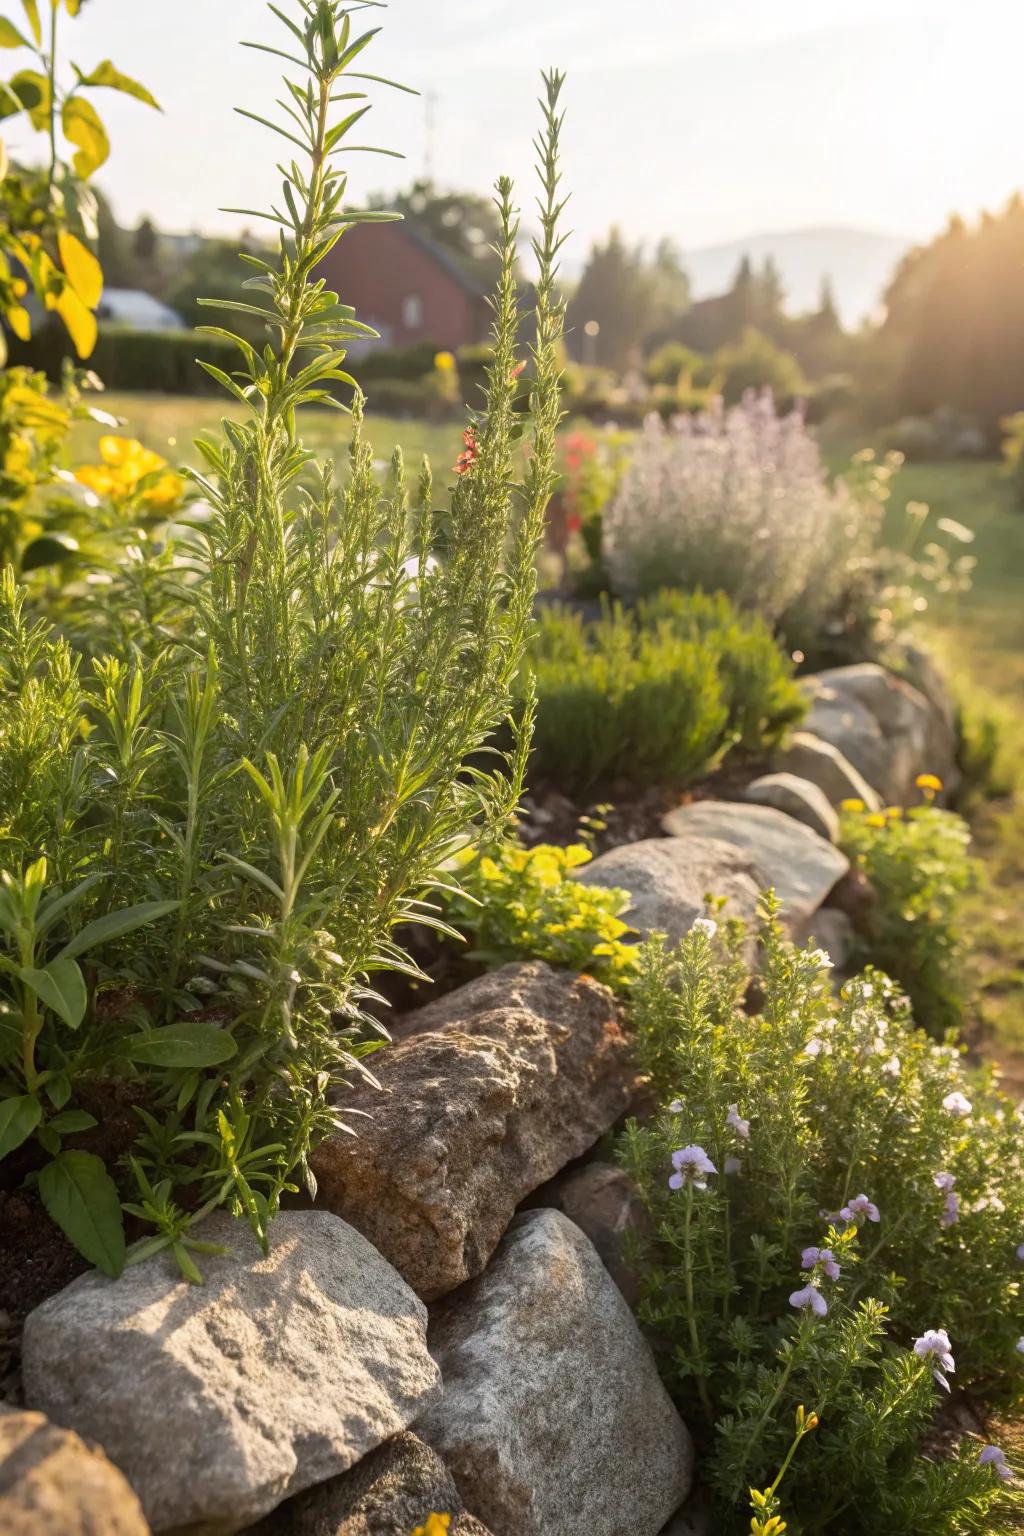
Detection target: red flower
<box><xmin>566</xmin><ymin>512</ymin><xmax>583</xmax><ymax>533</ymax></box>
<box><xmin>509</xmin><ymin>360</ymin><xmax>527</xmax><ymax>381</ymax></box>
<box><xmin>454</xmin><ymin>427</ymin><xmax>479</xmax><ymax>476</ymax></box>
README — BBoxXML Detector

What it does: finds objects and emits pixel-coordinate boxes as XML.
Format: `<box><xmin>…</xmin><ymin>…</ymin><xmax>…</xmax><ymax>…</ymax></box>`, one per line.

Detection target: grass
<box><xmin>69</xmin><ymin>390</ymin><xmax>468</xmax><ymax>476</ymax></box>
<box><xmin>884</xmin><ymin>456</ymin><xmax>1024</xmax><ymax>1093</ymax></box>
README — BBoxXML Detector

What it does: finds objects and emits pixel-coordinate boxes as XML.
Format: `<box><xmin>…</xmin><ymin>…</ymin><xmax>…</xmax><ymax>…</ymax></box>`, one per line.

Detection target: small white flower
<box><xmin>726</xmin><ymin>1103</ymin><xmax>750</xmax><ymax>1140</ymax></box>
<box><xmin>913</xmin><ymin>1328</ymin><xmax>955</xmax><ymax>1390</ymax></box>
<box><xmin>942</xmin><ymin>1090</ymin><xmax>972</xmax><ymax>1118</ymax></box>
<box><xmin>690</xmin><ymin>917</ymin><xmax>718</xmax><ymax>939</ymax></box>
<box><xmin>806</xmin><ymin>948</ymin><xmax>834</xmax><ymax>970</ymax></box>
<box><xmin>881</xmin><ymin>1054</ymin><xmax>901</xmax><ymax>1076</ymax></box>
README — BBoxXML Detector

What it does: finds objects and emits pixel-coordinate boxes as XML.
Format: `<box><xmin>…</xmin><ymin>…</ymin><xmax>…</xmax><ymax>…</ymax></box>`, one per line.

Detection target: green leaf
<box><xmin>20</xmin><ymin>1</ymin><xmax>41</xmax><ymax>46</ymax></box>
<box><xmin>76</xmin><ymin>60</ymin><xmax>160</xmax><ymax>110</ymax></box>
<box><xmin>47</xmin><ymin>1109</ymin><xmax>98</xmax><ymax>1134</ymax></box>
<box><xmin>20</xmin><ymin>957</ymin><xmax>88</xmax><ymax>1029</ymax></box>
<box><xmin>0</xmin><ymin>69</ymin><xmax>47</xmax><ymax>124</ymax></box>
<box><xmin>62</xmin><ymin>94</ymin><xmax>110</xmax><ymax>177</ymax></box>
<box><xmin>0</xmin><ymin>19</ymin><xmax>30</xmax><ymax>47</ymax></box>
<box><xmin>21</xmin><ymin>532</ymin><xmax>80</xmax><ymax>572</ymax></box>
<box><xmin>56</xmin><ymin>899</ymin><xmax>178</xmax><ymax>961</ymax></box>
<box><xmin>38</xmin><ymin>1152</ymin><xmax>126</xmax><ymax>1277</ymax></box>
<box><xmin>125</xmin><ymin>1021</ymin><xmax>238</xmax><ymax>1070</ymax></box>
<box><xmin>0</xmin><ymin>1094</ymin><xmax>42</xmax><ymax>1159</ymax></box>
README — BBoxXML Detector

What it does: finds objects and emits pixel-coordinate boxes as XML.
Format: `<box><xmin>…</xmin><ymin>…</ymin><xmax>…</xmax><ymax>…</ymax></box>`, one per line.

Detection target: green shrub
<box><xmin>713</xmin><ymin>326</ymin><xmax>806</xmax><ymax>405</ymax></box>
<box><xmin>445</xmin><ymin>840</ymin><xmax>637</xmax><ymax>990</ymax></box>
<box><xmin>524</xmin><ymin>591</ymin><xmax>804</xmax><ymax>795</ymax></box>
<box><xmin>0</xmin><ymin>6</ymin><xmax>567</xmax><ymax>1277</ymax></box>
<box><xmin>10</xmin><ymin>324</ymin><xmax>240</xmax><ymax>396</ymax></box>
<box><xmin>1001</xmin><ymin>411</ymin><xmax>1024</xmax><ymax>507</ymax></box>
<box><xmin>840</xmin><ymin>788</ymin><xmax>976</xmax><ymax>1034</ymax></box>
<box><xmin>620</xmin><ymin>905</ymin><xmax>1024</xmax><ymax>1534</ymax></box>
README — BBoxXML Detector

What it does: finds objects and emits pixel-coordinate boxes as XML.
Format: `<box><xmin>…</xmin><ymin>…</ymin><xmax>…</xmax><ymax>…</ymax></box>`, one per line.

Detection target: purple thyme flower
<box><xmin>933</xmin><ymin>1171</ymin><xmax>956</xmax><ymax>1192</ymax></box>
<box><xmin>1016</xmin><ymin>1337</ymin><xmax>1024</xmax><ymax>1355</ymax></box>
<box><xmin>940</xmin><ymin>1191</ymin><xmax>960</xmax><ymax>1229</ymax></box>
<box><xmin>913</xmin><ymin>1328</ymin><xmax>955</xmax><ymax>1390</ymax></box>
<box><xmin>668</xmin><ymin>1099</ymin><xmax>684</xmax><ymax>1114</ymax></box>
<box><xmin>978</xmin><ymin>1445</ymin><xmax>1012</xmax><ymax>1482</ymax></box>
<box><xmin>789</xmin><ymin>1284</ymin><xmax>828</xmax><ymax>1318</ymax></box>
<box><xmin>801</xmin><ymin>1246</ymin><xmax>841</xmax><ymax>1279</ymax></box>
<box><xmin>840</xmin><ymin>1193</ymin><xmax>880</xmax><ymax>1224</ymax></box>
<box><xmin>726</xmin><ymin>1103</ymin><xmax>750</xmax><ymax>1140</ymax></box>
<box><xmin>1017</xmin><ymin>1242</ymin><xmax>1024</xmax><ymax>1262</ymax></box>
<box><xmin>668</xmin><ymin>1145</ymin><xmax>717</xmax><ymax>1192</ymax></box>
<box><xmin>724</xmin><ymin>1156</ymin><xmax>742</xmax><ymax>1176</ymax></box>
<box><xmin>942</xmin><ymin>1090</ymin><xmax>972</xmax><ymax>1118</ymax></box>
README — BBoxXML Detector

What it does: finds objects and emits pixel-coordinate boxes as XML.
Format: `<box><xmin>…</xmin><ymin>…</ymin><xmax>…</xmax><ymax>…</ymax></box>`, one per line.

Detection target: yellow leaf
<box><xmin>61</xmin><ymin>95</ymin><xmax>109</xmax><ymax>178</ymax></box>
<box><xmin>8</xmin><ymin>304</ymin><xmax>31</xmax><ymax>341</ymax></box>
<box><xmin>21</xmin><ymin>1</ymin><xmax>41</xmax><ymax>45</ymax></box>
<box><xmin>55</xmin><ymin>284</ymin><xmax>97</xmax><ymax>358</ymax></box>
<box><xmin>58</xmin><ymin>230</ymin><xmax>103</xmax><ymax>308</ymax></box>
<box><xmin>0</xmin><ymin>18</ymin><xmax>30</xmax><ymax>48</ymax></box>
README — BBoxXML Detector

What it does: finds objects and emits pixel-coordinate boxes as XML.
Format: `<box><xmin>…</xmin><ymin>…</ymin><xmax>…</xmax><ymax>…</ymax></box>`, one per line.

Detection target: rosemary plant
<box><xmin>0</xmin><ymin>0</ymin><xmax>567</xmax><ymax>1277</ymax></box>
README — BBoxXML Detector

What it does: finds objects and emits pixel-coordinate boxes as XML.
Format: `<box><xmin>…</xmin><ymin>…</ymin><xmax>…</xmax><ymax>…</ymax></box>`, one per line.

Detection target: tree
<box><xmin>568</xmin><ymin>229</ymin><xmax>692</xmax><ymax>370</ymax></box>
<box><xmin>713</xmin><ymin>326</ymin><xmax>806</xmax><ymax>404</ymax></box>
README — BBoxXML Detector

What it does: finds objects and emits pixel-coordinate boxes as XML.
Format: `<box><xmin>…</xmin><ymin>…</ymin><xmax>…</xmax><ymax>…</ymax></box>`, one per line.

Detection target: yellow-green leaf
<box><xmin>54</xmin><ymin>283</ymin><xmax>97</xmax><ymax>358</ymax></box>
<box><xmin>5</xmin><ymin>69</ymin><xmax>48</xmax><ymax>128</ymax></box>
<box><xmin>7</xmin><ymin>305</ymin><xmax>29</xmax><ymax>342</ymax></box>
<box><xmin>64</xmin><ymin>0</ymin><xmax>83</xmax><ymax>15</ymax></box>
<box><xmin>77</xmin><ymin>59</ymin><xmax>160</xmax><ymax>110</ymax></box>
<box><xmin>61</xmin><ymin>94</ymin><xmax>109</xmax><ymax>177</ymax></box>
<box><xmin>21</xmin><ymin>0</ymin><xmax>41</xmax><ymax>45</ymax></box>
<box><xmin>0</xmin><ymin>18</ymin><xmax>30</xmax><ymax>47</ymax></box>
<box><xmin>58</xmin><ymin>229</ymin><xmax>102</xmax><ymax>307</ymax></box>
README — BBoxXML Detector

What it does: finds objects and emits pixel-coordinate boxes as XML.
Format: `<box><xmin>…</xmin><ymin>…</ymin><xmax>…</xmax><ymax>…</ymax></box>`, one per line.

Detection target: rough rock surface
<box><xmin>420</xmin><ymin>1208</ymin><xmax>693</xmax><ymax>1536</ymax></box>
<box><xmin>742</xmin><ymin>771</ymin><xmax>839</xmax><ymax>842</ymax></box>
<box><xmin>533</xmin><ymin>1160</ymin><xmax>648</xmax><ymax>1303</ymax></box>
<box><xmin>800</xmin><ymin>663</ymin><xmax>957</xmax><ymax>805</ymax></box>
<box><xmin>772</xmin><ymin>729</ymin><xmax>882</xmax><ymax>812</ymax></box>
<box><xmin>661</xmin><ymin>801</ymin><xmax>848</xmax><ymax>926</ymax></box>
<box><xmin>312</xmin><ymin>963</ymin><xmax>637</xmax><ymax>1300</ymax></box>
<box><xmin>21</xmin><ymin>1211</ymin><xmax>440</xmax><ymax>1535</ymax></box>
<box><xmin>578</xmin><ymin>834</ymin><xmax>765</xmax><ymax>943</ymax></box>
<box><xmin>0</xmin><ymin>1406</ymin><xmax>149</xmax><ymax>1536</ymax></box>
<box><xmin>257</xmin><ymin>1432</ymin><xmax>492</xmax><ymax>1536</ymax></box>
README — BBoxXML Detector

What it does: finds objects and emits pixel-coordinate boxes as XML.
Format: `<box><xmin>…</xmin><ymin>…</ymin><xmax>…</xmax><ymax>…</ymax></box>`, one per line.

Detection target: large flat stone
<box><xmin>661</xmin><ymin>801</ymin><xmax>848</xmax><ymax>926</ymax></box>
<box><xmin>742</xmin><ymin>772</ymin><xmax>839</xmax><ymax>842</ymax></box>
<box><xmin>578</xmin><ymin>834</ymin><xmax>764</xmax><ymax>944</ymax></box>
<box><xmin>21</xmin><ymin>1211</ymin><xmax>440</xmax><ymax>1535</ymax></box>
<box><xmin>419</xmin><ymin>1208</ymin><xmax>694</xmax><ymax>1536</ymax></box>
<box><xmin>0</xmin><ymin>1407</ymin><xmax>149</xmax><ymax>1536</ymax></box>
<box><xmin>312</xmin><ymin>963</ymin><xmax>637</xmax><ymax>1300</ymax></box>
<box><xmin>800</xmin><ymin>663</ymin><xmax>957</xmax><ymax>805</ymax></box>
<box><xmin>772</xmin><ymin>730</ymin><xmax>882</xmax><ymax>812</ymax></box>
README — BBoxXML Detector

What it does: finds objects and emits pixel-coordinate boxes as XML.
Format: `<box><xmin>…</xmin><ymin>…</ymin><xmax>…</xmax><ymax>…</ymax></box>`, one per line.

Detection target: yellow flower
<box><xmin>411</xmin><ymin>1516</ymin><xmax>451</xmax><ymax>1536</ymax></box>
<box><xmin>915</xmin><ymin>772</ymin><xmax>943</xmax><ymax>794</ymax></box>
<box><xmin>433</xmin><ymin>351</ymin><xmax>456</xmax><ymax>373</ymax></box>
<box><xmin>74</xmin><ymin>435</ymin><xmax>184</xmax><ymax>509</ymax></box>
<box><xmin>864</xmin><ymin>813</ymin><xmax>888</xmax><ymax>828</ymax></box>
<box><xmin>839</xmin><ymin>798</ymin><xmax>865</xmax><ymax>814</ymax></box>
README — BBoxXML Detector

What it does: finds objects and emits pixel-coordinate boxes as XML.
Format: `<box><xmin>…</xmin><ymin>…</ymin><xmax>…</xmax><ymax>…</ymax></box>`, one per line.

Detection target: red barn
<box><xmin>317</xmin><ymin>221</ymin><xmax>491</xmax><ymax>352</ymax></box>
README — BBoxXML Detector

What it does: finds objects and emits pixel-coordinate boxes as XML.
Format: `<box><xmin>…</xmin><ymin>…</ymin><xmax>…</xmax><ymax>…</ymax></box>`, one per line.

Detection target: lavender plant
<box><xmin>620</xmin><ymin>902</ymin><xmax>1024</xmax><ymax>1533</ymax></box>
<box><xmin>0</xmin><ymin>0</ymin><xmax>567</xmax><ymax>1277</ymax></box>
<box><xmin>601</xmin><ymin>393</ymin><xmax>973</xmax><ymax>663</ymax></box>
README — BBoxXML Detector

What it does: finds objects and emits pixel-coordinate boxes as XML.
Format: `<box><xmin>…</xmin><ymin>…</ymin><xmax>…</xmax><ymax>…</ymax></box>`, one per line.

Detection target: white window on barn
<box><xmin>402</xmin><ymin>293</ymin><xmax>423</xmax><ymax>329</ymax></box>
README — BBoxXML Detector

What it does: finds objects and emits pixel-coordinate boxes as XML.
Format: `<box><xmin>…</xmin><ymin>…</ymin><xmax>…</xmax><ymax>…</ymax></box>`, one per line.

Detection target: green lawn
<box><xmin>69</xmin><ymin>391</ymin><xmax>467</xmax><ymax>477</ymax></box>
<box><xmin>885</xmin><ymin>457</ymin><xmax>1024</xmax><ymax>1091</ymax></box>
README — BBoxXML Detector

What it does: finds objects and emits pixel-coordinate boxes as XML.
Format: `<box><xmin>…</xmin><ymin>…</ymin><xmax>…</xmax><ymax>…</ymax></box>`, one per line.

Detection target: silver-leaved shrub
<box><xmin>620</xmin><ymin>900</ymin><xmax>1024</xmax><ymax>1532</ymax></box>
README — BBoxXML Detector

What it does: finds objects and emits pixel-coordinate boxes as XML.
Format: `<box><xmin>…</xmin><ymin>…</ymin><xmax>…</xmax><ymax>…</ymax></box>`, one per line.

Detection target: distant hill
<box><xmin>682</xmin><ymin>227</ymin><xmax>910</xmax><ymax>327</ymax></box>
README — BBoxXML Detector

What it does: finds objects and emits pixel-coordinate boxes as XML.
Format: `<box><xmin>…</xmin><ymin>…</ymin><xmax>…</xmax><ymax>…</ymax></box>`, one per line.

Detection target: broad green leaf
<box><xmin>0</xmin><ymin>19</ymin><xmax>29</xmax><ymax>47</ymax></box>
<box><xmin>52</xmin><ymin>284</ymin><xmax>97</xmax><ymax>358</ymax></box>
<box><xmin>38</xmin><ymin>1151</ymin><xmax>126</xmax><ymax>1277</ymax></box>
<box><xmin>61</xmin><ymin>94</ymin><xmax>109</xmax><ymax>177</ymax></box>
<box><xmin>47</xmin><ymin>1109</ymin><xmax>98</xmax><ymax>1134</ymax></box>
<box><xmin>76</xmin><ymin>59</ymin><xmax>160</xmax><ymax>110</ymax></box>
<box><xmin>125</xmin><ymin>1021</ymin><xmax>237</xmax><ymax>1070</ymax></box>
<box><xmin>0</xmin><ymin>1094</ymin><xmax>42</xmax><ymax>1159</ymax></box>
<box><xmin>57</xmin><ymin>899</ymin><xmax>178</xmax><ymax>960</ymax></box>
<box><xmin>20</xmin><ymin>957</ymin><xmax>88</xmax><ymax>1029</ymax></box>
<box><xmin>0</xmin><ymin>69</ymin><xmax>47</xmax><ymax>124</ymax></box>
<box><xmin>20</xmin><ymin>1</ymin><xmax>41</xmax><ymax>46</ymax></box>
<box><xmin>21</xmin><ymin>532</ymin><xmax>80</xmax><ymax>572</ymax></box>
<box><xmin>58</xmin><ymin>229</ymin><xmax>102</xmax><ymax>307</ymax></box>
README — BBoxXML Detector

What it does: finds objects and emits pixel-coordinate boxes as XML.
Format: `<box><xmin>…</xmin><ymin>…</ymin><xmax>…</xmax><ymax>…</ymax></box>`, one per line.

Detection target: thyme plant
<box><xmin>620</xmin><ymin>904</ymin><xmax>1024</xmax><ymax>1533</ymax></box>
<box><xmin>0</xmin><ymin>0</ymin><xmax>567</xmax><ymax>1277</ymax></box>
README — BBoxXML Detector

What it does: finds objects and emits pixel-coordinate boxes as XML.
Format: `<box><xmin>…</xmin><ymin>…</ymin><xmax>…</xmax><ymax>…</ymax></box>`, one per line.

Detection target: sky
<box><xmin>5</xmin><ymin>0</ymin><xmax>1024</xmax><ymax>266</ymax></box>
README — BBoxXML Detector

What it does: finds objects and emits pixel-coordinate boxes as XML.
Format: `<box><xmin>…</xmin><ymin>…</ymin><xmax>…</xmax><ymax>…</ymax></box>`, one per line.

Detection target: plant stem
<box><xmin>46</xmin><ymin>2</ymin><xmax>59</xmax><ymax>199</ymax></box>
<box><xmin>682</xmin><ymin>1181</ymin><xmax>715</xmax><ymax>1422</ymax></box>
